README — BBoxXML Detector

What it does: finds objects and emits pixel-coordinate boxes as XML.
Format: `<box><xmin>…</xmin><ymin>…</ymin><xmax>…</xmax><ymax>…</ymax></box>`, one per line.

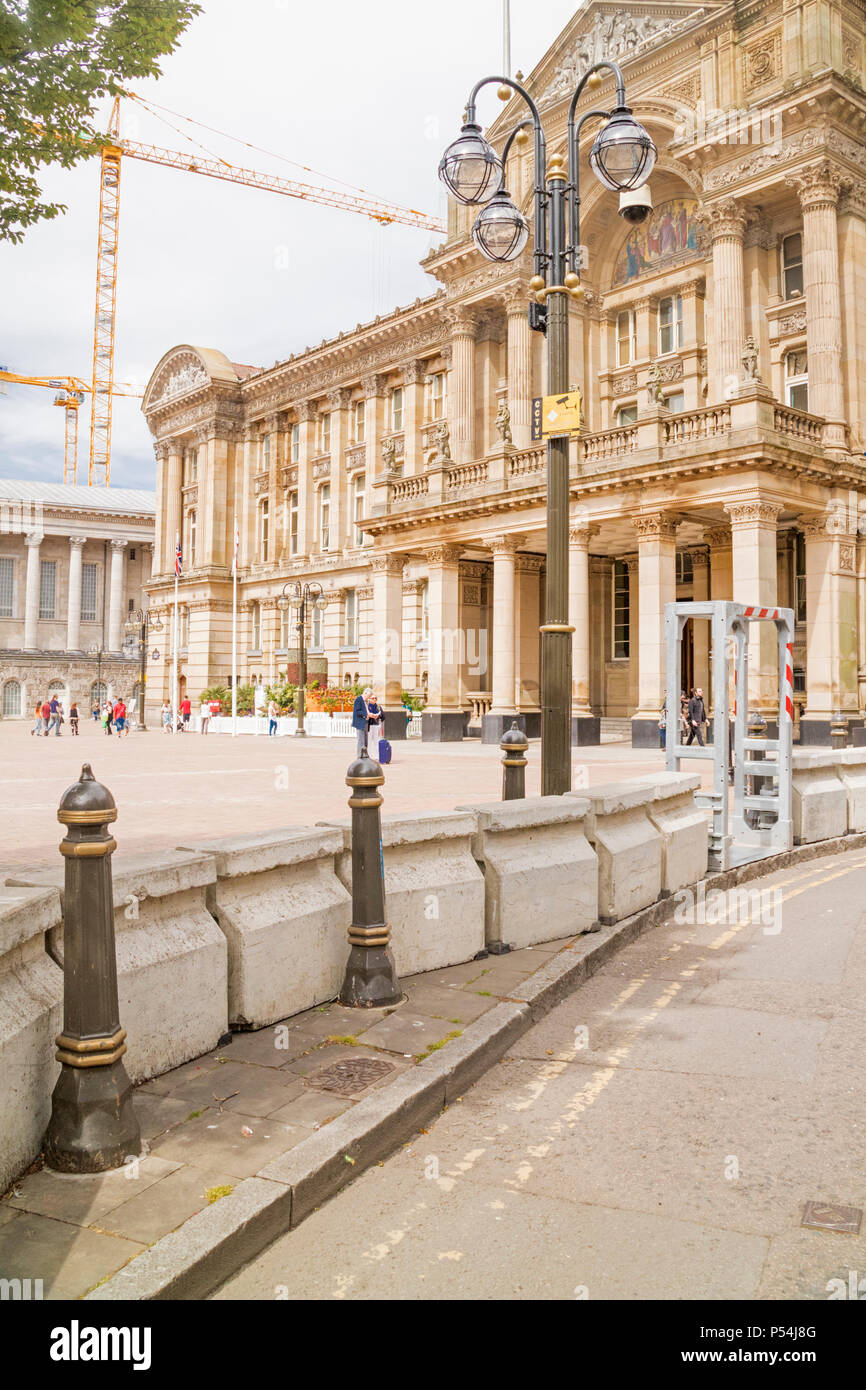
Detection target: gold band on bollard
<box><xmin>60</xmin><ymin>837</ymin><xmax>117</xmax><ymax>859</ymax></box>
<box><xmin>346</xmin><ymin>775</ymin><xmax>385</xmax><ymax>788</ymax></box>
<box><xmin>58</xmin><ymin>808</ymin><xmax>118</xmax><ymax>826</ymax></box>
<box><xmin>502</xmin><ymin>758</ymin><xmax>528</xmax><ymax>767</ymax></box>
<box><xmin>348</xmin><ymin>924</ymin><xmax>391</xmax><ymax>947</ymax></box>
<box><xmin>348</xmin><ymin>795</ymin><xmax>384</xmax><ymax>809</ymax></box>
<box><xmin>55</xmin><ymin>1028</ymin><xmax>127</xmax><ymax>1069</ymax></box>
<box><xmin>539</xmin><ymin>624</ymin><xmax>576</xmax><ymax>634</ymax></box>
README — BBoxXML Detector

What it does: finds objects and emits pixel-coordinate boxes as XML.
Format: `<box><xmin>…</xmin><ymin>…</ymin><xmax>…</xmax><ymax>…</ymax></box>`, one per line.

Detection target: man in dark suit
<box><xmin>352</xmin><ymin>688</ymin><xmax>372</xmax><ymax>759</ymax></box>
<box><xmin>686</xmin><ymin>687</ymin><xmax>707</xmax><ymax>746</ymax></box>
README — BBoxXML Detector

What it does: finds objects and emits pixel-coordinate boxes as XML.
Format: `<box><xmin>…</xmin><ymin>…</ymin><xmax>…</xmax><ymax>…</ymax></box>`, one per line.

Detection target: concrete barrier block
<box><xmin>321</xmin><ymin>812</ymin><xmax>485</xmax><ymax>975</ymax></box>
<box><xmin>179</xmin><ymin>830</ymin><xmax>351</xmax><ymax>1030</ymax></box>
<box><xmin>632</xmin><ymin>773</ymin><xmax>708</xmax><ymax>894</ymax></box>
<box><xmin>791</xmin><ymin>753</ymin><xmax>847</xmax><ymax>844</ymax></box>
<box><xmin>457</xmin><ymin>797</ymin><xmax>598</xmax><ymax>948</ymax></box>
<box><xmin>0</xmin><ymin>886</ymin><xmax>63</xmax><ymax>1192</ymax></box>
<box><xmin>10</xmin><ymin>852</ymin><xmax>227</xmax><ymax>1085</ymax></box>
<box><xmin>567</xmin><ymin>780</ymin><xmax>663</xmax><ymax>924</ymax></box>
<box><xmin>837</xmin><ymin>750</ymin><xmax>866</xmax><ymax>833</ymax></box>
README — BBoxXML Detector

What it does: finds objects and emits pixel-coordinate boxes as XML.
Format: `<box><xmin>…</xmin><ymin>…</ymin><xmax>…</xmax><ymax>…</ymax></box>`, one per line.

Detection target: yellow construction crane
<box><xmin>0</xmin><ymin>370</ymin><xmax>142</xmax><ymax>484</ymax></box>
<box><xmin>85</xmin><ymin>95</ymin><xmax>446</xmax><ymax>487</ymax></box>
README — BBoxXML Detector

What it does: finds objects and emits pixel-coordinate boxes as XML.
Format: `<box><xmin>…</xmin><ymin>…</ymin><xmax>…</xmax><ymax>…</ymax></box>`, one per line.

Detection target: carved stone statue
<box><xmin>495</xmin><ymin>400</ymin><xmax>512</xmax><ymax>445</ymax></box>
<box><xmin>435</xmin><ymin>420</ymin><xmax>452</xmax><ymax>465</ymax></box>
<box><xmin>741</xmin><ymin>335</ymin><xmax>760</xmax><ymax>382</ymax></box>
<box><xmin>646</xmin><ymin>361</ymin><xmax>664</xmax><ymax>405</ymax></box>
<box><xmin>382</xmin><ymin>437</ymin><xmax>398</xmax><ymax>473</ymax></box>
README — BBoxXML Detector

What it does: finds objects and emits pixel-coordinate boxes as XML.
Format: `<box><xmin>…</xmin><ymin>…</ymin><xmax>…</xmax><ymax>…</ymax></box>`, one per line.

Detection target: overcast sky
<box><xmin>0</xmin><ymin>0</ymin><xmax>581</xmax><ymax>490</ymax></box>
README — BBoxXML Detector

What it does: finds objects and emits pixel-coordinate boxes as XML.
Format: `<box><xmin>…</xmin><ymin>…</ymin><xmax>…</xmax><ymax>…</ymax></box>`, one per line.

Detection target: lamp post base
<box><xmin>339</xmin><ymin>944</ymin><xmax>402</xmax><ymax>1009</ymax></box>
<box><xmin>44</xmin><ymin>1059</ymin><xmax>141</xmax><ymax>1175</ymax></box>
<box><xmin>294</xmin><ymin>728</ymin><xmax>308</xmax><ymax>738</ymax></box>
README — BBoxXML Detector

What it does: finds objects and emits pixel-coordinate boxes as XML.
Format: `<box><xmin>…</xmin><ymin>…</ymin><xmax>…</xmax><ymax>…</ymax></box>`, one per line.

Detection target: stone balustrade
<box><xmin>579</xmin><ymin>424</ymin><xmax>638</xmax><ymax>465</ymax></box>
<box><xmin>662</xmin><ymin>405</ymin><xmax>731</xmax><ymax>445</ymax></box>
<box><xmin>447</xmin><ymin>461</ymin><xmax>488</xmax><ymax>490</ymax></box>
<box><xmin>772</xmin><ymin>405</ymin><xmax>824</xmax><ymax>444</ymax></box>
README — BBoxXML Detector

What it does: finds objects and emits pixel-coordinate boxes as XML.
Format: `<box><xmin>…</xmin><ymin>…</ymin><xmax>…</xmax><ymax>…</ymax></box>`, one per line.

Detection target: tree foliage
<box><xmin>0</xmin><ymin>0</ymin><xmax>201</xmax><ymax>242</ymax></box>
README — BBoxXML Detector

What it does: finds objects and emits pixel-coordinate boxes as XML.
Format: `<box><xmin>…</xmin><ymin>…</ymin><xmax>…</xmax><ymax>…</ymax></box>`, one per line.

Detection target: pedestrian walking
<box><xmin>352</xmin><ymin>688</ymin><xmax>372</xmax><ymax>759</ymax></box>
<box><xmin>113</xmin><ymin>697</ymin><xmax>128</xmax><ymax>736</ymax></box>
<box><xmin>40</xmin><ymin>699</ymin><xmax>51</xmax><ymax>736</ymax></box>
<box><xmin>101</xmin><ymin>701</ymin><xmax>112</xmax><ymax>736</ymax></box>
<box><xmin>180</xmin><ymin>695</ymin><xmax>192</xmax><ymax>731</ymax></box>
<box><xmin>48</xmin><ymin>694</ymin><xmax>63</xmax><ymax>736</ymax></box>
<box><xmin>686</xmin><ymin>687</ymin><xmax>707</xmax><ymax>746</ymax></box>
<box><xmin>69</xmin><ymin>702</ymin><xmax>79</xmax><ymax>736</ymax></box>
<box><xmin>31</xmin><ymin>701</ymin><xmax>43</xmax><ymax>736</ymax></box>
<box><xmin>267</xmin><ymin>698</ymin><xmax>279</xmax><ymax>738</ymax></box>
<box><xmin>199</xmin><ymin>699</ymin><xmax>211</xmax><ymax>735</ymax></box>
<box><xmin>161</xmin><ymin>701</ymin><xmax>172</xmax><ymax>733</ymax></box>
<box><xmin>658</xmin><ymin>695</ymin><xmax>667</xmax><ymax>751</ymax></box>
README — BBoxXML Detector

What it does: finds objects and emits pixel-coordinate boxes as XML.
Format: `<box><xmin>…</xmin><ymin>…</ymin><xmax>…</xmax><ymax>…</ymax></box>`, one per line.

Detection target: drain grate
<box><xmin>801</xmin><ymin>1202</ymin><xmax>863</xmax><ymax>1235</ymax></box>
<box><xmin>307</xmin><ymin>1057</ymin><xmax>395</xmax><ymax>1097</ymax></box>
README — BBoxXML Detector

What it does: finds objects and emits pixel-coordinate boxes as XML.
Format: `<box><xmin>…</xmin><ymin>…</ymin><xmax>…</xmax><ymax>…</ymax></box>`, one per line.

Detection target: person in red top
<box><xmin>40</xmin><ymin>700</ymin><xmax>50</xmax><ymax>736</ymax></box>
<box><xmin>113</xmin><ymin>698</ymin><xmax>128</xmax><ymax>736</ymax></box>
<box><xmin>180</xmin><ymin>695</ymin><xmax>192</xmax><ymax>731</ymax></box>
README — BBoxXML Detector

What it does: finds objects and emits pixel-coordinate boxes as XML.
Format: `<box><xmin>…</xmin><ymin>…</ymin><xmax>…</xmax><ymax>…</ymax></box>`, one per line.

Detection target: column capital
<box><xmin>445</xmin><ymin>303</ymin><xmax>479</xmax><ymax>337</ymax></box>
<box><xmin>798</xmin><ymin>512</ymin><xmax>831</xmax><ymax>539</ymax></box>
<box><xmin>360</xmin><ymin>373</ymin><xmax>388</xmax><ymax>398</ymax></box>
<box><xmin>426</xmin><ymin>544</ymin><xmax>463</xmax><ymax>567</ymax></box>
<box><xmin>634</xmin><ymin>294</ymin><xmax>659</xmax><ymax>312</ymax></box>
<box><xmin>69</xmin><ymin>535</ymin><xmax>88</xmax><ymax>551</ymax></box>
<box><xmin>294</xmin><ymin>399</ymin><xmax>318</xmax><ymax>422</ymax></box>
<box><xmin>504</xmin><ymin>282</ymin><xmax>531</xmax><ymax>316</ymax></box>
<box><xmin>633</xmin><ymin>513</ymin><xmax>680</xmax><ymax>542</ymax></box>
<box><xmin>725</xmin><ymin>500</ymin><xmax>781</xmax><ymax>527</ymax></box>
<box><xmin>569</xmin><ymin>523</ymin><xmax>599</xmax><ymax>547</ymax></box>
<box><xmin>794</xmin><ymin>160</ymin><xmax>844</xmax><ymax>212</ymax></box>
<box><xmin>679</xmin><ymin>276</ymin><xmax>706</xmax><ymax>301</ymax></box>
<box><xmin>326</xmin><ymin>387</ymin><xmax>351</xmax><ymax>412</ymax></box>
<box><xmin>703</xmin><ymin>526</ymin><xmax>732</xmax><ymax>549</ymax></box>
<box><xmin>109</xmin><ymin>538</ymin><xmax>128</xmax><ymax>554</ymax></box>
<box><xmin>370</xmin><ymin>552</ymin><xmax>408</xmax><ymax>575</ymax></box>
<box><xmin>687</xmin><ymin>546</ymin><xmax>710</xmax><ymax>568</ymax></box>
<box><xmin>154</xmin><ymin>440</ymin><xmax>172</xmax><ymax>462</ymax></box>
<box><xmin>24</xmin><ymin>531</ymin><xmax>43</xmax><ymax>548</ymax></box>
<box><xmin>839</xmin><ymin>179</ymin><xmax>866</xmax><ymax>219</ymax></box>
<box><xmin>710</xmin><ymin>197</ymin><xmax>748</xmax><ymax>241</ymax></box>
<box><xmin>489</xmin><ymin>534</ymin><xmax>526</xmax><ymax>556</ymax></box>
<box><xmin>398</xmin><ymin>358</ymin><xmax>426</xmax><ymax>387</ymax></box>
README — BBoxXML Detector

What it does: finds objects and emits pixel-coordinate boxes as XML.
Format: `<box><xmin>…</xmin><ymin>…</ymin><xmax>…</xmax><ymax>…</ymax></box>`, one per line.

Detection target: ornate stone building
<box><xmin>0</xmin><ymin>481</ymin><xmax>155</xmax><ymax>717</ymax></box>
<box><xmin>143</xmin><ymin>0</ymin><xmax>866</xmax><ymax>745</ymax></box>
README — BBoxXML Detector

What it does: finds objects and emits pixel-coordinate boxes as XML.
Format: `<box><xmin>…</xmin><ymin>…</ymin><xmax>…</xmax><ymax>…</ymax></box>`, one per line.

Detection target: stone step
<box><xmin>600</xmin><ymin>718</ymin><xmax>632</xmax><ymax>743</ymax></box>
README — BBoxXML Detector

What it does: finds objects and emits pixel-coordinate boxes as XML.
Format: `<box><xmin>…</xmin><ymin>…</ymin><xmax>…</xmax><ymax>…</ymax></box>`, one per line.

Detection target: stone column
<box><xmin>23</xmin><ymin>532</ymin><xmax>41</xmax><ymax>652</ymax></box>
<box><xmin>569</xmin><ymin>523</ymin><xmax>600</xmax><ymax>744</ymax></box>
<box><xmin>363</xmin><ymin>374</ymin><xmax>388</xmax><ymax>517</ymax></box>
<box><xmin>371</xmin><ymin>553</ymin><xmax>407</xmax><ymax>740</ymax></box>
<box><xmin>795</xmin><ymin>161</ymin><xmax>846</xmax><ymax>449</ymax></box>
<box><xmin>483</xmin><ymin>535</ymin><xmax>524</xmax><ymax>743</ymax></box>
<box><xmin>858</xmin><ymin>533</ymin><xmax>866</xmax><ymax>714</ymax></box>
<box><xmin>726</xmin><ymin>500</ymin><xmax>781</xmax><ymax>718</ymax></box>
<box><xmin>153</xmin><ymin>442</ymin><xmax>168</xmax><ymax>578</ymax></box>
<box><xmin>505</xmin><ymin>285</ymin><xmax>533</xmax><ymax>448</ymax></box>
<box><xmin>423</xmin><ymin>544</ymin><xmax>464</xmax><ymax>741</ymax></box>
<box><xmin>710</xmin><ymin>199</ymin><xmax>747</xmax><ymax>404</ymax></box>
<box><xmin>297</xmin><ymin>401</ymin><xmax>316</xmax><ymax>556</ymax></box>
<box><xmin>164</xmin><ymin>446</ymin><xmax>183</xmax><ymax>576</ymax></box>
<box><xmin>632</xmin><ymin>514</ymin><xmax>679</xmax><ymax>747</ymax></box>
<box><xmin>327</xmin><ymin>388</ymin><xmax>350</xmax><ymax>549</ymax></box>
<box><xmin>401</xmin><ymin>360</ymin><xmax>425</xmax><ymax>476</ymax></box>
<box><xmin>448</xmin><ymin>306</ymin><xmax>478</xmax><ymax>464</ymax></box>
<box><xmin>800</xmin><ymin>512</ymin><xmax>859</xmax><ymax>743</ymax></box>
<box><xmin>690</xmin><ymin>548</ymin><xmax>711</xmax><ymax>701</ymax></box>
<box><xmin>705</xmin><ymin>526</ymin><xmax>733</xmax><ymax>601</ymax></box>
<box><xmin>107</xmin><ymin>539</ymin><xmax>127</xmax><ymax>653</ymax></box>
<box><xmin>66</xmin><ymin>536</ymin><xmax>87</xmax><ymax>653</ymax></box>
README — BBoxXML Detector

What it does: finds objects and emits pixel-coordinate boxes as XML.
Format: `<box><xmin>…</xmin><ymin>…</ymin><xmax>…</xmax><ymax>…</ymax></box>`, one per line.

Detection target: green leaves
<box><xmin>0</xmin><ymin>0</ymin><xmax>202</xmax><ymax>241</ymax></box>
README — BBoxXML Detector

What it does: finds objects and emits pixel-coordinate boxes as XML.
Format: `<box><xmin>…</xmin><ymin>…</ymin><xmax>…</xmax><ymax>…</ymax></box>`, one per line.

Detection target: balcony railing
<box><xmin>773</xmin><ymin>405</ymin><xmax>824</xmax><ymax>444</ymax></box>
<box><xmin>391</xmin><ymin>475</ymin><xmax>429</xmax><ymax>502</ymax></box>
<box><xmin>447</xmin><ymin>461</ymin><xmax>488</xmax><ymax>489</ymax></box>
<box><xmin>508</xmin><ymin>445</ymin><xmax>546</xmax><ymax>479</ymax></box>
<box><xmin>580</xmin><ymin>425</ymin><xmax>637</xmax><ymax>465</ymax></box>
<box><xmin>662</xmin><ymin>406</ymin><xmax>731</xmax><ymax>445</ymax></box>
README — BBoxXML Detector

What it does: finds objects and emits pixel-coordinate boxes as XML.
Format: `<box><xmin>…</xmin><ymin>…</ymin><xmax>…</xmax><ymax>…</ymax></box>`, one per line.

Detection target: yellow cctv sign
<box><xmin>532</xmin><ymin>390</ymin><xmax>583</xmax><ymax>440</ymax></box>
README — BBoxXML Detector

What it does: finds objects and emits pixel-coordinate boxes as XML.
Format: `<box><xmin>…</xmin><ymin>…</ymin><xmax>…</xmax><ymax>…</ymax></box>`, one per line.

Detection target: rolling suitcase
<box><xmin>378</xmin><ymin>739</ymin><xmax>392</xmax><ymax>765</ymax></box>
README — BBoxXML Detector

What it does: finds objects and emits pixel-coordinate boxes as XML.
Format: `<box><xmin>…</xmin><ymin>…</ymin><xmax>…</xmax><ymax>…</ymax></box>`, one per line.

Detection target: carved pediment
<box><xmin>148</xmin><ymin>352</ymin><xmax>211</xmax><ymax>408</ymax></box>
<box><xmin>538</xmin><ymin>6</ymin><xmax>710</xmax><ymax>107</ymax></box>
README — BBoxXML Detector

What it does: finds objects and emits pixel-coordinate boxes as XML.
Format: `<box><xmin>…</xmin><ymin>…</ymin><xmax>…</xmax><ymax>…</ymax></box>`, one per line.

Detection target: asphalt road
<box><xmin>216</xmin><ymin>852</ymin><xmax>866</xmax><ymax>1301</ymax></box>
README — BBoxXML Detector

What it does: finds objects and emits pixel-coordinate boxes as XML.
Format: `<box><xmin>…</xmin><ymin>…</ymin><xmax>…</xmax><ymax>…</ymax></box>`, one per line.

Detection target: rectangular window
<box><xmin>786</xmin><ymin>349</ymin><xmax>809</xmax><ymax>411</ymax></box>
<box><xmin>345</xmin><ymin>590</ymin><xmax>358</xmax><ymax>648</ymax></box>
<box><xmin>391</xmin><ymin>387</ymin><xmax>404</xmax><ymax>433</ymax></box>
<box><xmin>184</xmin><ymin>448</ymin><xmax>198</xmax><ymax>485</ymax></box>
<box><xmin>666</xmin><ymin>391</ymin><xmax>685</xmax><ymax>414</ymax></box>
<box><xmin>39</xmin><ymin>559</ymin><xmax>56</xmax><ymax>620</ymax></box>
<box><xmin>676</xmin><ymin>552</ymin><xmax>694</xmax><ymax>587</ymax></box>
<box><xmin>259</xmin><ymin>499</ymin><xmax>269</xmax><ymax>563</ymax></box>
<box><xmin>262</xmin><ymin>434</ymin><xmax>271</xmax><ymax>471</ymax></box>
<box><xmin>421</xmin><ymin>581</ymin><xmax>430</xmax><ymax>641</ymax></box>
<box><xmin>353</xmin><ymin>473</ymin><xmax>366</xmax><ymax>548</ymax></box>
<box><xmin>311</xmin><ymin>603</ymin><xmax>323</xmax><ymax>651</ymax></box>
<box><xmin>319</xmin><ymin>413</ymin><xmax>331</xmax><ymax>454</ymax></box>
<box><xmin>280</xmin><ymin>605</ymin><xmax>290</xmax><ymax>651</ymax></box>
<box><xmin>0</xmin><ymin>557</ymin><xmax>13</xmax><ymax>618</ymax></box>
<box><xmin>795</xmin><ymin>531</ymin><xmax>807</xmax><ymax>623</ymax></box>
<box><xmin>188</xmin><ymin>512</ymin><xmax>197</xmax><ymax>567</ymax></box>
<box><xmin>426</xmin><ymin>372</ymin><xmax>445</xmax><ymax>420</ymax></box>
<box><xmin>81</xmin><ymin>562</ymin><xmax>98</xmax><ymax>622</ymax></box>
<box><xmin>319</xmin><ymin>484</ymin><xmax>330</xmax><ymax>552</ymax></box>
<box><xmin>616</xmin><ymin>310</ymin><xmax>636</xmax><ymax>367</ymax></box>
<box><xmin>251</xmin><ymin>602</ymin><xmax>261</xmax><ymax>652</ymax></box>
<box><xmin>612</xmin><ymin>560</ymin><xmax>630</xmax><ymax>660</ymax></box>
<box><xmin>658</xmin><ymin>295</ymin><xmax>683</xmax><ymax>355</ymax></box>
<box><xmin>290</xmin><ymin>423</ymin><xmax>300</xmax><ymax>463</ymax></box>
<box><xmin>354</xmin><ymin>400</ymin><xmax>366</xmax><ymax>443</ymax></box>
<box><xmin>289</xmin><ymin>491</ymin><xmax>299</xmax><ymax>557</ymax></box>
<box><xmin>782</xmin><ymin>233</ymin><xmax>803</xmax><ymax>299</ymax></box>
<box><xmin>616</xmin><ymin>404</ymin><xmax>638</xmax><ymax>427</ymax></box>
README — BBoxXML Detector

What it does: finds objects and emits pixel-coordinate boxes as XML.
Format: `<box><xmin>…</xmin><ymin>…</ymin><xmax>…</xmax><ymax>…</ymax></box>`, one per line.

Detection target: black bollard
<box><xmin>500</xmin><ymin>721</ymin><xmax>529</xmax><ymax>801</ymax></box>
<box><xmin>339</xmin><ymin>752</ymin><xmax>402</xmax><ymax>1009</ymax></box>
<box><xmin>44</xmin><ymin>765</ymin><xmax>140</xmax><ymax>1173</ymax></box>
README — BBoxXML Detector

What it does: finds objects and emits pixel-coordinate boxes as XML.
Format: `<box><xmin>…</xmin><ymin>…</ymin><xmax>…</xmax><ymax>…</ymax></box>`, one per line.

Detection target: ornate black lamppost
<box><xmin>124</xmin><ymin>608</ymin><xmax>163</xmax><ymax>731</ymax></box>
<box><xmin>439</xmin><ymin>64</ymin><xmax>655</xmax><ymax>794</ymax></box>
<box><xmin>278</xmin><ymin>581</ymin><xmax>325</xmax><ymax>737</ymax></box>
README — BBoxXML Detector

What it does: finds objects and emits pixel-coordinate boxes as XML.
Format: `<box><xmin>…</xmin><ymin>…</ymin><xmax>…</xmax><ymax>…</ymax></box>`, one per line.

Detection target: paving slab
<box><xmin>0</xmin><ymin>1210</ymin><xmax>143</xmax><ymax>1299</ymax></box>
<box><xmin>94</xmin><ymin>1165</ymin><xmax>241</xmax><ymax>1246</ymax></box>
<box><xmin>5</xmin><ymin>1155</ymin><xmax>179</xmax><ymax>1225</ymax></box>
<box><xmin>149</xmin><ymin>1111</ymin><xmax>308</xmax><ymax>1180</ymax></box>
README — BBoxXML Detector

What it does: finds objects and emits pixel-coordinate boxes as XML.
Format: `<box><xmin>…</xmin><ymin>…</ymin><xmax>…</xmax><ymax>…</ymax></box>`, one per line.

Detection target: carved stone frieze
<box><xmin>539</xmin><ymin>10</ymin><xmax>709</xmax><ymax>106</ymax></box>
<box><xmin>703</xmin><ymin>128</ymin><xmax>866</xmax><ymax>193</ymax></box>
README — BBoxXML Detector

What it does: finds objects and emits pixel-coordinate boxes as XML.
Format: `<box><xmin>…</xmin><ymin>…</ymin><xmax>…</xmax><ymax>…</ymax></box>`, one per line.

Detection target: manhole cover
<box><xmin>801</xmin><ymin>1202</ymin><xmax>863</xmax><ymax>1235</ymax></box>
<box><xmin>308</xmin><ymin>1057</ymin><xmax>395</xmax><ymax>1097</ymax></box>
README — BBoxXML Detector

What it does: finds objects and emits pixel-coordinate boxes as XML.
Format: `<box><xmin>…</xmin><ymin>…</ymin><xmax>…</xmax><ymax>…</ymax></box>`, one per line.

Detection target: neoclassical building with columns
<box><xmin>0</xmin><ymin>481</ymin><xmax>155</xmax><ymax>717</ymax></box>
<box><xmin>143</xmin><ymin>0</ymin><xmax>866</xmax><ymax>746</ymax></box>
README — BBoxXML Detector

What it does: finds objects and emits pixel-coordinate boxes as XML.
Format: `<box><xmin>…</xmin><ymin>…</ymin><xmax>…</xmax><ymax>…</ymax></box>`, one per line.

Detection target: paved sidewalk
<box><xmin>0</xmin><ymin>938</ymin><xmax>573</xmax><ymax>1299</ymax></box>
<box><xmin>217</xmin><ymin>851</ymin><xmax>866</xmax><ymax>1301</ymax></box>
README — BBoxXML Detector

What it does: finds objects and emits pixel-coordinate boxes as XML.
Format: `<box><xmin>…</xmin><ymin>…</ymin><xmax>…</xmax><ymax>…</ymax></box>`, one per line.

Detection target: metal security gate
<box><xmin>665</xmin><ymin>602</ymin><xmax>794</xmax><ymax>870</ymax></box>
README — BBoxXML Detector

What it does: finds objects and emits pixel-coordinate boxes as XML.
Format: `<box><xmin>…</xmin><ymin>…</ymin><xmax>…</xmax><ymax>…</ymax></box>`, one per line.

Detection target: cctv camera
<box><xmin>619</xmin><ymin>186</ymin><xmax>653</xmax><ymax>224</ymax></box>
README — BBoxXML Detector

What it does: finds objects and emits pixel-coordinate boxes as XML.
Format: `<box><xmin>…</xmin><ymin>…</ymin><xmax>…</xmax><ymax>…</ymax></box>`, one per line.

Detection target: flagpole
<box><xmin>232</xmin><ymin>518</ymin><xmax>238</xmax><ymax>739</ymax></box>
<box><xmin>172</xmin><ymin>530</ymin><xmax>180</xmax><ymax>736</ymax></box>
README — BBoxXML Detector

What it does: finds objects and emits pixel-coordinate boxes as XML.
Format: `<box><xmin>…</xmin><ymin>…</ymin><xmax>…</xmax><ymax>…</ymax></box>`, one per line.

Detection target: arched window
<box><xmin>2</xmin><ymin>679</ymin><xmax>21</xmax><ymax>718</ymax></box>
<box><xmin>91</xmin><ymin>680</ymin><xmax>107</xmax><ymax>706</ymax></box>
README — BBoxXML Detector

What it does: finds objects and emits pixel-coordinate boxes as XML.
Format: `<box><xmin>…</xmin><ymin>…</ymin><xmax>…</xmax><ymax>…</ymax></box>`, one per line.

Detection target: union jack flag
<box><xmin>175</xmin><ymin>535</ymin><xmax>182</xmax><ymax>578</ymax></box>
